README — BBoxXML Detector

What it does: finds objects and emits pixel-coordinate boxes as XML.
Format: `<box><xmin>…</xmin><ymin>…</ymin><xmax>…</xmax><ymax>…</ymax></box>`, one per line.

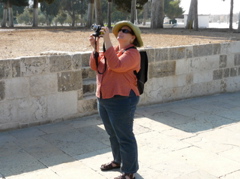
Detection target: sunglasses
<box><xmin>118</xmin><ymin>28</ymin><xmax>133</xmax><ymax>34</ymax></box>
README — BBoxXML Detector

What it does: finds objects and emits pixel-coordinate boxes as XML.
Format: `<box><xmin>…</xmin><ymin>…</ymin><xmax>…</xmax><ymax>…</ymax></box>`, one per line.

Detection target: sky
<box><xmin>180</xmin><ymin>0</ymin><xmax>240</xmax><ymax>15</ymax></box>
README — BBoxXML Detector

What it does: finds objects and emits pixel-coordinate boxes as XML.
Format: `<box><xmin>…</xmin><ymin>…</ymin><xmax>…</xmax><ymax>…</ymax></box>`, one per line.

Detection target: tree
<box><xmin>40</xmin><ymin>0</ymin><xmax>61</xmax><ymax>26</ymax></box>
<box><xmin>164</xmin><ymin>0</ymin><xmax>184</xmax><ymax>20</ymax></box>
<box><xmin>107</xmin><ymin>0</ymin><xmax>112</xmax><ymax>28</ymax></box>
<box><xmin>0</xmin><ymin>0</ymin><xmax>28</xmax><ymax>27</ymax></box>
<box><xmin>238</xmin><ymin>12</ymin><xmax>240</xmax><ymax>32</ymax></box>
<box><xmin>61</xmin><ymin>0</ymin><xmax>87</xmax><ymax>26</ymax></box>
<box><xmin>16</xmin><ymin>7</ymin><xmax>32</xmax><ymax>25</ymax></box>
<box><xmin>32</xmin><ymin>0</ymin><xmax>54</xmax><ymax>27</ymax></box>
<box><xmin>151</xmin><ymin>0</ymin><xmax>164</xmax><ymax>28</ymax></box>
<box><xmin>94</xmin><ymin>0</ymin><xmax>103</xmax><ymax>26</ymax></box>
<box><xmin>185</xmin><ymin>0</ymin><xmax>198</xmax><ymax>30</ymax></box>
<box><xmin>131</xmin><ymin>0</ymin><xmax>136</xmax><ymax>23</ymax></box>
<box><xmin>86</xmin><ymin>0</ymin><xmax>94</xmax><ymax>27</ymax></box>
<box><xmin>114</xmin><ymin>0</ymin><xmax>148</xmax><ymax>13</ymax></box>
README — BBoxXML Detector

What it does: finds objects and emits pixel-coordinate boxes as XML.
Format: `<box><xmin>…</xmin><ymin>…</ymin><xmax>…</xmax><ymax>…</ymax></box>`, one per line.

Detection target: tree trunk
<box><xmin>8</xmin><ymin>3</ymin><xmax>14</xmax><ymax>27</ymax></box>
<box><xmin>142</xmin><ymin>2</ymin><xmax>149</xmax><ymax>26</ymax></box>
<box><xmin>131</xmin><ymin>0</ymin><xmax>136</xmax><ymax>23</ymax></box>
<box><xmin>193</xmin><ymin>0</ymin><xmax>198</xmax><ymax>30</ymax></box>
<box><xmin>107</xmin><ymin>0</ymin><xmax>112</xmax><ymax>28</ymax></box>
<box><xmin>33</xmin><ymin>0</ymin><xmax>39</xmax><ymax>27</ymax></box>
<box><xmin>87</xmin><ymin>0</ymin><xmax>94</xmax><ymax>27</ymax></box>
<box><xmin>151</xmin><ymin>0</ymin><xmax>164</xmax><ymax>29</ymax></box>
<box><xmin>1</xmin><ymin>3</ymin><xmax>8</xmax><ymax>27</ymax></box>
<box><xmin>186</xmin><ymin>0</ymin><xmax>198</xmax><ymax>30</ymax></box>
<box><xmin>94</xmin><ymin>0</ymin><xmax>103</xmax><ymax>26</ymax></box>
<box><xmin>238</xmin><ymin>12</ymin><xmax>240</xmax><ymax>33</ymax></box>
<box><xmin>229</xmin><ymin>0</ymin><xmax>233</xmax><ymax>30</ymax></box>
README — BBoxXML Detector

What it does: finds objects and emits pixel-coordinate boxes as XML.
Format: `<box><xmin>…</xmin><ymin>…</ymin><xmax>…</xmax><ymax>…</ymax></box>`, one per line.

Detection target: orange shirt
<box><xmin>89</xmin><ymin>44</ymin><xmax>140</xmax><ymax>99</ymax></box>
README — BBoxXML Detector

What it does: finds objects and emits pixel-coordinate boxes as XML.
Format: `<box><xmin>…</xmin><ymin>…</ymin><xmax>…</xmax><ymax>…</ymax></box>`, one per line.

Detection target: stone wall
<box><xmin>1</xmin><ymin>41</ymin><xmax>240</xmax><ymax>131</ymax></box>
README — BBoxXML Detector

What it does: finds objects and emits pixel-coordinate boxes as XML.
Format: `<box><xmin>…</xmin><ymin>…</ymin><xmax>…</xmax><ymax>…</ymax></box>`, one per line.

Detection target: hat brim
<box><xmin>112</xmin><ymin>21</ymin><xmax>143</xmax><ymax>47</ymax></box>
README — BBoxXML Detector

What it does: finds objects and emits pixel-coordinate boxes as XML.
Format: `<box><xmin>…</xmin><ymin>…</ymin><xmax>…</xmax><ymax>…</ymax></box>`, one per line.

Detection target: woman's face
<box><xmin>117</xmin><ymin>26</ymin><xmax>136</xmax><ymax>45</ymax></box>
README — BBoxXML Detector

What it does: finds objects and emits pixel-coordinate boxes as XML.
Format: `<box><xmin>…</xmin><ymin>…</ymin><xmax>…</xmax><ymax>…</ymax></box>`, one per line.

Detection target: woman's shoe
<box><xmin>100</xmin><ymin>161</ymin><xmax>121</xmax><ymax>171</ymax></box>
<box><xmin>114</xmin><ymin>173</ymin><xmax>135</xmax><ymax>179</ymax></box>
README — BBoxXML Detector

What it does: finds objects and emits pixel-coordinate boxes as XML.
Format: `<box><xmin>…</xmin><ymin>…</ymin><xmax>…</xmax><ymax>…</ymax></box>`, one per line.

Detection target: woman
<box><xmin>89</xmin><ymin>21</ymin><xmax>143</xmax><ymax>179</ymax></box>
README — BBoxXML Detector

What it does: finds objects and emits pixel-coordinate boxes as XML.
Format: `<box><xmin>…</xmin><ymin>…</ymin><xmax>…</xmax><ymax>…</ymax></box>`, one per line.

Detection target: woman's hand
<box><xmin>89</xmin><ymin>34</ymin><xmax>100</xmax><ymax>52</ymax></box>
<box><xmin>100</xmin><ymin>27</ymin><xmax>112</xmax><ymax>50</ymax></box>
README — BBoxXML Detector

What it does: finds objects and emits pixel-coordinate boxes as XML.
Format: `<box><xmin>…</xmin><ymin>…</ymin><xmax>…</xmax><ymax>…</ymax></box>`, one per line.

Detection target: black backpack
<box><xmin>125</xmin><ymin>47</ymin><xmax>148</xmax><ymax>95</ymax></box>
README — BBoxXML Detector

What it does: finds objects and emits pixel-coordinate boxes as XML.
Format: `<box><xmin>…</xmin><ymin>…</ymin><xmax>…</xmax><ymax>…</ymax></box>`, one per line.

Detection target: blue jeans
<box><xmin>97</xmin><ymin>90</ymin><xmax>139</xmax><ymax>174</ymax></box>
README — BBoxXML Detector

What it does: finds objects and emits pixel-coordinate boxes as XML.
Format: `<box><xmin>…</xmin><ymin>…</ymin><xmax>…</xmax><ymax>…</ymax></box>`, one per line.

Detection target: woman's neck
<box><xmin>119</xmin><ymin>43</ymin><xmax>131</xmax><ymax>51</ymax></box>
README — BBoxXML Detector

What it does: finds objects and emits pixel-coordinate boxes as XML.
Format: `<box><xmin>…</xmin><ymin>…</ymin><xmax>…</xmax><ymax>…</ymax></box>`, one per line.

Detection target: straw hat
<box><xmin>112</xmin><ymin>21</ymin><xmax>143</xmax><ymax>47</ymax></box>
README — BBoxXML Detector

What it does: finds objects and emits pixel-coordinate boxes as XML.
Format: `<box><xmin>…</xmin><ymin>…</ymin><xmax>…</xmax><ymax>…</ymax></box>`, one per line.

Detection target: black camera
<box><xmin>91</xmin><ymin>24</ymin><xmax>102</xmax><ymax>37</ymax></box>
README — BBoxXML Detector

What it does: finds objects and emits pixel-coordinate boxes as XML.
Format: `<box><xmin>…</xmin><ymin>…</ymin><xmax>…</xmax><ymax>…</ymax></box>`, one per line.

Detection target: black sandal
<box><xmin>114</xmin><ymin>173</ymin><xmax>135</xmax><ymax>179</ymax></box>
<box><xmin>100</xmin><ymin>161</ymin><xmax>121</xmax><ymax>171</ymax></box>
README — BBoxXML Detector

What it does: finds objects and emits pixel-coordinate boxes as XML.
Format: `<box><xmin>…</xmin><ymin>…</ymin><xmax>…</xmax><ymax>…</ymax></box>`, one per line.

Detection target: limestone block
<box><xmin>193</xmin><ymin>44</ymin><xmax>213</xmax><ymax>57</ymax></box>
<box><xmin>149</xmin><ymin>61</ymin><xmax>176</xmax><ymax>78</ymax></box>
<box><xmin>0</xmin><ymin>96</ymin><xmax>48</xmax><ymax>124</ymax></box>
<box><xmin>58</xmin><ymin>71</ymin><xmax>82</xmax><ymax>92</ymax></box>
<box><xmin>234</xmin><ymin>53</ymin><xmax>240</xmax><ymax>66</ymax></box>
<box><xmin>72</xmin><ymin>53</ymin><xmax>82</xmax><ymax>70</ymax></box>
<box><xmin>155</xmin><ymin>48</ymin><xmax>169</xmax><ymax>61</ymax></box>
<box><xmin>185</xmin><ymin>46</ymin><xmax>193</xmax><ymax>58</ymax></box>
<box><xmin>82</xmin><ymin>67</ymin><xmax>96</xmax><ymax>80</ymax></box>
<box><xmin>193</xmin><ymin>71</ymin><xmax>213</xmax><ymax>84</ymax></box>
<box><xmin>143</xmin><ymin>48</ymin><xmax>154</xmax><ymax>63</ymax></box>
<box><xmin>219</xmin><ymin>55</ymin><xmax>227</xmax><ymax>68</ymax></box>
<box><xmin>191</xmin><ymin>81</ymin><xmax>220</xmax><ymax>97</ymax></box>
<box><xmin>83</xmin><ymin>80</ymin><xmax>96</xmax><ymax>94</ymax></box>
<box><xmin>221</xmin><ymin>43</ymin><xmax>231</xmax><ymax>54</ymax></box>
<box><xmin>0</xmin><ymin>81</ymin><xmax>5</xmax><ymax>101</ymax></box>
<box><xmin>161</xmin><ymin>85</ymin><xmax>192</xmax><ymax>102</ymax></box>
<box><xmin>228</xmin><ymin>41</ymin><xmax>240</xmax><ymax>54</ymax></box>
<box><xmin>220</xmin><ymin>79</ymin><xmax>227</xmax><ymax>92</ymax></box>
<box><xmin>230</xmin><ymin>67</ymin><xmax>238</xmax><ymax>77</ymax></box>
<box><xmin>175</xmin><ymin>59</ymin><xmax>189</xmax><ymax>75</ymax></box>
<box><xmin>47</xmin><ymin>91</ymin><xmax>78</xmax><ymax>120</ymax></box>
<box><xmin>226</xmin><ymin>54</ymin><xmax>235</xmax><ymax>68</ymax></box>
<box><xmin>21</xmin><ymin>56</ymin><xmax>49</xmax><ymax>76</ymax></box>
<box><xmin>78</xmin><ymin>97</ymin><xmax>97</xmax><ymax>114</ymax></box>
<box><xmin>0</xmin><ymin>101</ymin><xmax>11</xmax><ymax>123</ymax></box>
<box><xmin>0</xmin><ymin>60</ymin><xmax>11</xmax><ymax>79</ymax></box>
<box><xmin>169</xmin><ymin>47</ymin><xmax>186</xmax><ymax>60</ymax></box>
<box><xmin>189</xmin><ymin>56</ymin><xmax>219</xmax><ymax>73</ymax></box>
<box><xmin>49</xmin><ymin>55</ymin><xmax>72</xmax><ymax>72</ymax></box>
<box><xmin>225</xmin><ymin>76</ymin><xmax>240</xmax><ymax>92</ymax></box>
<box><xmin>223</xmin><ymin>68</ymin><xmax>230</xmax><ymax>78</ymax></box>
<box><xmin>162</xmin><ymin>75</ymin><xmax>189</xmax><ymax>89</ymax></box>
<box><xmin>30</xmin><ymin>74</ymin><xmax>58</xmax><ymax>97</ymax></box>
<box><xmin>81</xmin><ymin>52</ymin><xmax>91</xmax><ymax>67</ymax></box>
<box><xmin>213</xmin><ymin>69</ymin><xmax>223</xmax><ymax>80</ymax></box>
<box><xmin>141</xmin><ymin>78</ymin><xmax>164</xmax><ymax>104</ymax></box>
<box><xmin>12</xmin><ymin>59</ymin><xmax>21</xmax><ymax>77</ymax></box>
<box><xmin>213</xmin><ymin>43</ymin><xmax>221</xmax><ymax>55</ymax></box>
<box><xmin>5</xmin><ymin>77</ymin><xmax>29</xmax><ymax>99</ymax></box>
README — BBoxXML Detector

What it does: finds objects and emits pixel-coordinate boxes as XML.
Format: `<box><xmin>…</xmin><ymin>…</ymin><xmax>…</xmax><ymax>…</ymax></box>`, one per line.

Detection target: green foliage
<box><xmin>16</xmin><ymin>8</ymin><xmax>32</xmax><ymax>24</ymax></box>
<box><xmin>164</xmin><ymin>0</ymin><xmax>184</xmax><ymax>19</ymax></box>
<box><xmin>53</xmin><ymin>11</ymin><xmax>67</xmax><ymax>26</ymax></box>
<box><xmin>38</xmin><ymin>12</ymin><xmax>46</xmax><ymax>25</ymax></box>
<box><xmin>40</xmin><ymin>0</ymin><xmax>60</xmax><ymax>17</ymax></box>
<box><xmin>0</xmin><ymin>0</ymin><xmax>28</xmax><ymax>6</ymax></box>
<box><xmin>114</xmin><ymin>0</ymin><xmax>148</xmax><ymax>13</ymax></box>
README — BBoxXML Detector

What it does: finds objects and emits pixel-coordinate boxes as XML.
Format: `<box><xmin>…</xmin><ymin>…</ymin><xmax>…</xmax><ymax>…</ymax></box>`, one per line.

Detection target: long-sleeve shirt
<box><xmin>89</xmin><ymin>44</ymin><xmax>140</xmax><ymax>99</ymax></box>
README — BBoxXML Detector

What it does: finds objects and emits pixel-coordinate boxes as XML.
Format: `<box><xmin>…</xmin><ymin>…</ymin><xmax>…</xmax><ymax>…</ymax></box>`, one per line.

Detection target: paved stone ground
<box><xmin>1</xmin><ymin>92</ymin><xmax>240</xmax><ymax>179</ymax></box>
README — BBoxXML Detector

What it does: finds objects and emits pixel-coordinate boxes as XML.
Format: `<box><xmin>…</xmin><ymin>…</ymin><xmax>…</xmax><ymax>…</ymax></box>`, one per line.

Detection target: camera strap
<box><xmin>94</xmin><ymin>36</ymin><xmax>107</xmax><ymax>74</ymax></box>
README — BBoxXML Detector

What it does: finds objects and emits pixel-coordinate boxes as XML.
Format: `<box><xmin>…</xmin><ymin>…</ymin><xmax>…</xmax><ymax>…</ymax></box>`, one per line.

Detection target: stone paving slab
<box><xmin>1</xmin><ymin>92</ymin><xmax>240</xmax><ymax>179</ymax></box>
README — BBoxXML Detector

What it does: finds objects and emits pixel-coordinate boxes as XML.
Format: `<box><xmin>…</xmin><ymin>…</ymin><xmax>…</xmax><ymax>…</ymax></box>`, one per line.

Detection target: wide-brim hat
<box><xmin>112</xmin><ymin>21</ymin><xmax>143</xmax><ymax>47</ymax></box>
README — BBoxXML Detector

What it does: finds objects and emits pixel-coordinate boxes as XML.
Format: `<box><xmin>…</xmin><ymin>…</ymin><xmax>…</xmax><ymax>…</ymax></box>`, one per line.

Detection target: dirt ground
<box><xmin>1</xmin><ymin>27</ymin><xmax>240</xmax><ymax>60</ymax></box>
